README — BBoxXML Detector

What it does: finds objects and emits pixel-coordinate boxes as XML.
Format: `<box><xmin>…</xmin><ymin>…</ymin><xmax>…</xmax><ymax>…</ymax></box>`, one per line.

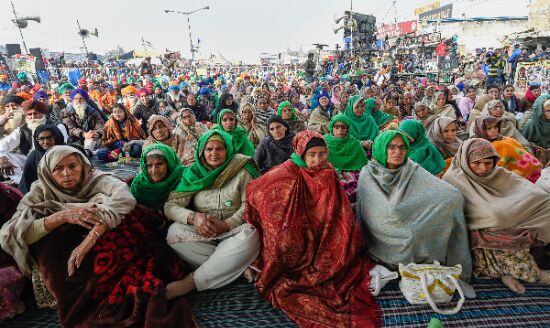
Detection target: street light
<box><xmin>165</xmin><ymin>6</ymin><xmax>209</xmax><ymax>64</ymax></box>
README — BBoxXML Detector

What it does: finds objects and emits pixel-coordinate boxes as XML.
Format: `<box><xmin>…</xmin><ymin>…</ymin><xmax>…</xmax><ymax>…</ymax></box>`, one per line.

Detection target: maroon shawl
<box><xmin>245</xmin><ymin>159</ymin><xmax>381</xmax><ymax>327</ymax></box>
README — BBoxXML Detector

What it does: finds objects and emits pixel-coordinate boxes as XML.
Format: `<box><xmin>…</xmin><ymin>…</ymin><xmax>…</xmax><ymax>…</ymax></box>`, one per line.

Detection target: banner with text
<box><xmin>377</xmin><ymin>20</ymin><xmax>418</xmax><ymax>39</ymax></box>
<box><xmin>419</xmin><ymin>4</ymin><xmax>453</xmax><ymax>21</ymax></box>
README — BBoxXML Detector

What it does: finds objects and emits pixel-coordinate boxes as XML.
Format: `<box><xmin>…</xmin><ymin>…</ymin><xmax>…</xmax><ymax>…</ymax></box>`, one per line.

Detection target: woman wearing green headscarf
<box><xmin>214</xmin><ymin>108</ymin><xmax>255</xmax><ymax>157</ymax></box>
<box><xmin>368</xmin><ymin>97</ymin><xmax>400</xmax><ymax>131</ymax></box>
<box><xmin>130</xmin><ymin>143</ymin><xmax>184</xmax><ymax>210</ymax></box>
<box><xmin>343</xmin><ymin>96</ymin><xmax>379</xmax><ymax>149</ymax></box>
<box><xmin>277</xmin><ymin>101</ymin><xmax>306</xmax><ymax>133</ymax></box>
<box><xmin>164</xmin><ymin>129</ymin><xmax>260</xmax><ymax>299</ymax></box>
<box><xmin>325</xmin><ymin>114</ymin><xmax>368</xmax><ymax>206</ymax></box>
<box><xmin>356</xmin><ymin>130</ymin><xmax>472</xmax><ymax>281</ymax></box>
<box><xmin>398</xmin><ymin>120</ymin><xmax>446</xmax><ymax>175</ymax></box>
<box><xmin>524</xmin><ymin>95</ymin><xmax>550</xmax><ymax>149</ymax></box>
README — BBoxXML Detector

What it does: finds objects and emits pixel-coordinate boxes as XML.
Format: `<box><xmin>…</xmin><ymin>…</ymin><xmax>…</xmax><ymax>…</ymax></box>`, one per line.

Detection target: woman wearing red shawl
<box><xmin>519</xmin><ymin>84</ymin><xmax>541</xmax><ymax>112</ymax></box>
<box><xmin>244</xmin><ymin>130</ymin><xmax>381</xmax><ymax>328</ymax></box>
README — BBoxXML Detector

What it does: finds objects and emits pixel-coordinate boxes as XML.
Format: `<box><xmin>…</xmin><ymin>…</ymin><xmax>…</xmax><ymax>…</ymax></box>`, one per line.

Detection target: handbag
<box><xmin>368</xmin><ymin>264</ymin><xmax>398</xmax><ymax>296</ymax></box>
<box><xmin>399</xmin><ymin>262</ymin><xmax>465</xmax><ymax>315</ymax></box>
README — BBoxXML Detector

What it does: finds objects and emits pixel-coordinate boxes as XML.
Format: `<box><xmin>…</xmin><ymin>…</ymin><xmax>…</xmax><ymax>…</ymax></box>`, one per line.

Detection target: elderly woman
<box><xmin>413</xmin><ymin>102</ymin><xmax>438</xmax><ymax>131</ymax></box>
<box><xmin>143</xmin><ymin>115</ymin><xmax>188</xmax><ymax>165</ymax></box>
<box><xmin>307</xmin><ymin>90</ymin><xmax>335</xmax><ymax>135</ymax></box>
<box><xmin>427</xmin><ymin>116</ymin><xmax>462</xmax><ymax>173</ymax></box>
<box><xmin>164</xmin><ymin>130</ymin><xmax>260</xmax><ymax>299</ymax></box>
<box><xmin>357</xmin><ymin>130</ymin><xmax>471</xmax><ymax>280</ymax></box>
<box><xmin>443</xmin><ymin>139</ymin><xmax>550</xmax><ymax>293</ymax></box>
<box><xmin>214</xmin><ymin>109</ymin><xmax>255</xmax><ymax>157</ymax></box>
<box><xmin>399</xmin><ymin>119</ymin><xmax>446</xmax><ymax>175</ymax></box>
<box><xmin>254</xmin><ymin>116</ymin><xmax>295</xmax><ymax>174</ymax></box>
<box><xmin>173</xmin><ymin>108</ymin><xmax>208</xmax><ymax>167</ymax></box>
<box><xmin>523</xmin><ymin>95</ymin><xmax>550</xmax><ymax>164</ymax></box>
<box><xmin>344</xmin><ymin>96</ymin><xmax>379</xmax><ymax>149</ymax></box>
<box><xmin>325</xmin><ymin>114</ymin><xmax>368</xmax><ymax>205</ymax></box>
<box><xmin>467</xmin><ymin>95</ymin><xmax>493</xmax><ymax>129</ymax></box>
<box><xmin>237</xmin><ymin>101</ymin><xmax>267</xmax><ymax>147</ymax></box>
<box><xmin>244</xmin><ymin>130</ymin><xmax>380</xmax><ymax>327</ymax></box>
<box><xmin>277</xmin><ymin>101</ymin><xmax>306</xmax><ymax>133</ymax></box>
<box><xmin>97</xmin><ymin>103</ymin><xmax>146</xmax><ymax>162</ymax></box>
<box><xmin>431</xmin><ymin>91</ymin><xmax>457</xmax><ymax>119</ymax></box>
<box><xmin>370</xmin><ymin>97</ymin><xmax>400</xmax><ymax>131</ymax></box>
<box><xmin>130</xmin><ymin>144</ymin><xmax>185</xmax><ymax>210</ymax></box>
<box><xmin>0</xmin><ymin>146</ymin><xmax>196</xmax><ymax>326</ymax></box>
<box><xmin>473</xmin><ymin>117</ymin><xmax>542</xmax><ymax>182</ymax></box>
<box><xmin>18</xmin><ymin>124</ymin><xmax>65</xmax><ymax>194</ymax></box>
<box><xmin>471</xmin><ymin>99</ymin><xmax>528</xmax><ymax>147</ymax></box>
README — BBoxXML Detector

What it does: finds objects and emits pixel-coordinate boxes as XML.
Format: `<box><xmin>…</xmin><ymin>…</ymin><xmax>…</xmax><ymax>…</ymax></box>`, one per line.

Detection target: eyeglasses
<box><xmin>387</xmin><ymin>144</ymin><xmax>408</xmax><ymax>152</ymax></box>
<box><xmin>332</xmin><ymin>124</ymin><xmax>348</xmax><ymax>129</ymax></box>
<box><xmin>36</xmin><ymin>136</ymin><xmax>54</xmax><ymax>142</ymax></box>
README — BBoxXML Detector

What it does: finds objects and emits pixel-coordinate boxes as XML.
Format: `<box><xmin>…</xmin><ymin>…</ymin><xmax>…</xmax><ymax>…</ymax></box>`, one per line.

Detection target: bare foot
<box><xmin>243</xmin><ymin>268</ymin><xmax>255</xmax><ymax>283</ymax></box>
<box><xmin>539</xmin><ymin>270</ymin><xmax>550</xmax><ymax>285</ymax></box>
<box><xmin>165</xmin><ymin>273</ymin><xmax>196</xmax><ymax>300</ymax></box>
<box><xmin>502</xmin><ymin>275</ymin><xmax>525</xmax><ymax>294</ymax></box>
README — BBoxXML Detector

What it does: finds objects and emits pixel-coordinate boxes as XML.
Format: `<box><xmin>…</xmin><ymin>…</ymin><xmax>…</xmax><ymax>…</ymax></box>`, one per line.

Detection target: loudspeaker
<box><xmin>29</xmin><ymin>47</ymin><xmax>46</xmax><ymax>71</ymax></box>
<box><xmin>5</xmin><ymin>44</ymin><xmax>21</xmax><ymax>57</ymax></box>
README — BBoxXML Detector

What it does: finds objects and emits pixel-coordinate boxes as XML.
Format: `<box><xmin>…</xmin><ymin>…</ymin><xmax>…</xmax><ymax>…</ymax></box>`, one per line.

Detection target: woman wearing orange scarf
<box><xmin>97</xmin><ymin>103</ymin><xmax>146</xmax><ymax>161</ymax></box>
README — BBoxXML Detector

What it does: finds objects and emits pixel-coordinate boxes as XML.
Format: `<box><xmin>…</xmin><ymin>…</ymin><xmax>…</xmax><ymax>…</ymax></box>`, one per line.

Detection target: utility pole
<box><xmin>76</xmin><ymin>20</ymin><xmax>89</xmax><ymax>56</ymax></box>
<box><xmin>164</xmin><ymin>6</ymin><xmax>209</xmax><ymax>64</ymax></box>
<box><xmin>11</xmin><ymin>1</ymin><xmax>28</xmax><ymax>54</ymax></box>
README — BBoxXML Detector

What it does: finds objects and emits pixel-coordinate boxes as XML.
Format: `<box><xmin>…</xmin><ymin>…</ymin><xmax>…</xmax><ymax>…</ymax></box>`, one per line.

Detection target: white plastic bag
<box><xmin>369</xmin><ymin>264</ymin><xmax>398</xmax><ymax>296</ymax></box>
<box><xmin>399</xmin><ymin>261</ymin><xmax>465</xmax><ymax>315</ymax></box>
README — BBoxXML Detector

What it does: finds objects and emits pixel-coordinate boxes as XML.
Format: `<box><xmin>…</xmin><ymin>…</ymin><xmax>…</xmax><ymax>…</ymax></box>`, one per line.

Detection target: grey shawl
<box><xmin>357</xmin><ymin>159</ymin><xmax>472</xmax><ymax>281</ymax></box>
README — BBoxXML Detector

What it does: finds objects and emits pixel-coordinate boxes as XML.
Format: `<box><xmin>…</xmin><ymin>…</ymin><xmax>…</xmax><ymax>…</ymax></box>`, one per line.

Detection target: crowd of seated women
<box><xmin>1</xmin><ymin>80</ymin><xmax>549</xmax><ymax>327</ymax></box>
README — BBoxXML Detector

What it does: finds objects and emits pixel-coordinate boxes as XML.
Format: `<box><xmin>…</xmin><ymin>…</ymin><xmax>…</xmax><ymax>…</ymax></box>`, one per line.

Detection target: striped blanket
<box><xmin>6</xmin><ymin>278</ymin><xmax>550</xmax><ymax>327</ymax></box>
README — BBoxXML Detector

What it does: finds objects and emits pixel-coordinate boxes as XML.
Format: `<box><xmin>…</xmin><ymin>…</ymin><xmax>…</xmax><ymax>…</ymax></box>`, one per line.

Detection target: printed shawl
<box><xmin>245</xmin><ymin>158</ymin><xmax>381</xmax><ymax>327</ymax></box>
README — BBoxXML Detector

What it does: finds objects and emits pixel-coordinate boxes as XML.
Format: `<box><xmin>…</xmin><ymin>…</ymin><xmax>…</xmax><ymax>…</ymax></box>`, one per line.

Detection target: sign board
<box><xmin>195</xmin><ymin>68</ymin><xmax>208</xmax><ymax>76</ymax></box>
<box><xmin>13</xmin><ymin>54</ymin><xmax>36</xmax><ymax>75</ymax></box>
<box><xmin>418</xmin><ymin>4</ymin><xmax>453</xmax><ymax>21</ymax></box>
<box><xmin>377</xmin><ymin>20</ymin><xmax>418</xmax><ymax>39</ymax></box>
<box><xmin>414</xmin><ymin>1</ymin><xmax>440</xmax><ymax>16</ymax></box>
<box><xmin>514</xmin><ymin>60</ymin><xmax>550</xmax><ymax>89</ymax></box>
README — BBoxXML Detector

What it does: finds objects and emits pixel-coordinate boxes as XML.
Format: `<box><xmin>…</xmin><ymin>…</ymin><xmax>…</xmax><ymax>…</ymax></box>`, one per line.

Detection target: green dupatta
<box><xmin>214</xmin><ymin>108</ymin><xmax>255</xmax><ymax>156</ymax></box>
<box><xmin>130</xmin><ymin>143</ymin><xmax>184</xmax><ymax>209</ymax></box>
<box><xmin>344</xmin><ymin>95</ymin><xmax>379</xmax><ymax>141</ymax></box>
<box><xmin>398</xmin><ymin>120</ymin><xmax>445</xmax><ymax>175</ymax></box>
<box><xmin>172</xmin><ymin>129</ymin><xmax>259</xmax><ymax>194</ymax></box>
<box><xmin>324</xmin><ymin>114</ymin><xmax>368</xmax><ymax>171</ymax></box>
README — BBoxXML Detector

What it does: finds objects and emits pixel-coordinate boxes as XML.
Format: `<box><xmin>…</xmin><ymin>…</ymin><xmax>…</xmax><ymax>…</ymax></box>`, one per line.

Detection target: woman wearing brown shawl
<box><xmin>471</xmin><ymin>99</ymin><xmax>528</xmax><ymax>147</ymax></box>
<box><xmin>443</xmin><ymin>139</ymin><xmax>550</xmax><ymax>294</ymax></box>
<box><xmin>467</xmin><ymin>94</ymin><xmax>493</xmax><ymax>128</ymax></box>
<box><xmin>244</xmin><ymin>130</ymin><xmax>381</xmax><ymax>328</ymax></box>
<box><xmin>144</xmin><ymin>115</ymin><xmax>188</xmax><ymax>165</ymax></box>
<box><xmin>431</xmin><ymin>91</ymin><xmax>457</xmax><ymax>119</ymax></box>
<box><xmin>174</xmin><ymin>109</ymin><xmax>208</xmax><ymax>167</ymax></box>
<box><xmin>0</xmin><ymin>146</ymin><xmax>197</xmax><ymax>327</ymax></box>
<box><xmin>427</xmin><ymin>116</ymin><xmax>462</xmax><ymax>173</ymax></box>
<box><xmin>237</xmin><ymin>101</ymin><xmax>268</xmax><ymax>147</ymax></box>
<box><xmin>472</xmin><ymin>117</ymin><xmax>542</xmax><ymax>182</ymax></box>
<box><xmin>413</xmin><ymin>103</ymin><xmax>438</xmax><ymax>131</ymax></box>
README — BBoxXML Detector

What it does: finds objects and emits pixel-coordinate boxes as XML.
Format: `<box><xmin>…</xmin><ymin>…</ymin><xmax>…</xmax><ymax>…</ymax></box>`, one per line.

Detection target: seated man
<box><xmin>62</xmin><ymin>88</ymin><xmax>104</xmax><ymax>156</ymax></box>
<box><xmin>0</xmin><ymin>100</ymin><xmax>59</xmax><ymax>183</ymax></box>
<box><xmin>357</xmin><ymin>130</ymin><xmax>472</xmax><ymax>281</ymax></box>
<box><xmin>0</xmin><ymin>94</ymin><xmax>25</xmax><ymax>138</ymax></box>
